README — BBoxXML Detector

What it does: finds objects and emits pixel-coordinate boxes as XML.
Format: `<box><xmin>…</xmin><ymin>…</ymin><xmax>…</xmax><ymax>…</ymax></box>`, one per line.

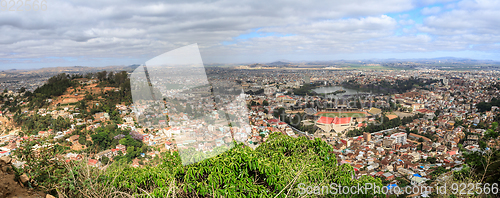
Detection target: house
<box><xmin>97</xmin><ymin>149</ymin><xmax>114</xmax><ymax>160</ymax></box>
<box><xmin>383</xmin><ymin>137</ymin><xmax>396</xmax><ymax>149</ymax></box>
<box><xmin>67</xmin><ymin>135</ymin><xmax>79</xmax><ymax>143</ymax></box>
<box><xmin>116</xmin><ymin>144</ymin><xmax>126</xmax><ymax>153</ymax></box>
<box><xmin>38</xmin><ymin>131</ymin><xmax>49</xmax><ymax>138</ymax></box>
<box><xmin>382</xmin><ymin>172</ymin><xmax>394</xmax><ymax>180</ymax></box>
<box><xmin>66</xmin><ymin>153</ymin><xmax>83</xmax><ymax>161</ymax></box>
<box><xmin>165</xmin><ymin>141</ymin><xmax>173</xmax><ymax>150</ymax></box>
<box><xmin>93</xmin><ymin>112</ymin><xmax>110</xmax><ymax>122</ymax></box>
<box><xmin>410</xmin><ymin>176</ymin><xmax>426</xmax><ymax>185</ymax></box>
<box><xmin>276</xmin><ymin>95</ymin><xmax>295</xmax><ymax>105</ymax></box>
<box><xmin>0</xmin><ymin>150</ymin><xmax>9</xmax><ymax>157</ymax></box>
<box><xmin>131</xmin><ymin>158</ymin><xmax>140</xmax><ymax>168</ymax></box>
<box><xmin>88</xmin><ymin>159</ymin><xmax>100</xmax><ymax>167</ymax></box>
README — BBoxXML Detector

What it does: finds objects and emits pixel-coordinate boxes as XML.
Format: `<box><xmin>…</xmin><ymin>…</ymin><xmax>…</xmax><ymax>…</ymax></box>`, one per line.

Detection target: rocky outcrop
<box><xmin>0</xmin><ymin>156</ymin><xmax>46</xmax><ymax>198</ymax></box>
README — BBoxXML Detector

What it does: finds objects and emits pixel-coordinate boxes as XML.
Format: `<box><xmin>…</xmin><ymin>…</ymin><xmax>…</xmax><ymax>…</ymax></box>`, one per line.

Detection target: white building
<box><xmin>390</xmin><ymin>132</ymin><xmax>407</xmax><ymax>144</ymax></box>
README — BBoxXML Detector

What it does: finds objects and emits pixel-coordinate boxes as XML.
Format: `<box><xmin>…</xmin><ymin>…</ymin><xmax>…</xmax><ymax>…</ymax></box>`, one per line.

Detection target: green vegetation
<box><xmin>292</xmin><ymin>82</ymin><xmax>323</xmax><ymax>96</ymax></box>
<box><xmin>342</xmin><ymin>77</ymin><xmax>438</xmax><ymax>95</ymax></box>
<box><xmin>284</xmin><ymin>112</ymin><xmax>317</xmax><ymax>134</ymax></box>
<box><xmin>28</xmin><ymin>73</ymin><xmax>78</xmax><ymax>108</ymax></box>
<box><xmin>79</xmin><ymin>124</ymin><xmax>146</xmax><ymax>162</ymax></box>
<box><xmin>13</xmin><ymin>114</ymin><xmax>71</xmax><ymax>135</ymax></box>
<box><xmin>460</xmin><ymin>120</ymin><xmax>500</xmax><ymax>184</ymax></box>
<box><xmin>10</xmin><ymin>71</ymin><xmax>132</xmax><ymax>135</ymax></box>
<box><xmin>244</xmin><ymin>89</ymin><xmax>264</xmax><ymax>95</ymax></box>
<box><xmin>346</xmin><ymin>113</ymin><xmax>424</xmax><ymax>137</ymax></box>
<box><xmin>14</xmin><ymin>132</ymin><xmax>384</xmax><ymax>197</ymax></box>
<box><xmin>476</xmin><ymin>97</ymin><xmax>500</xmax><ymax>112</ymax></box>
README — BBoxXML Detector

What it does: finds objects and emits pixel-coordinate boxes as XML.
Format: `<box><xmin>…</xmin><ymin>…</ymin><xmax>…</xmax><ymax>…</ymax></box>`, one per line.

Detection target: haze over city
<box><xmin>1</xmin><ymin>0</ymin><xmax>500</xmax><ymax>69</ymax></box>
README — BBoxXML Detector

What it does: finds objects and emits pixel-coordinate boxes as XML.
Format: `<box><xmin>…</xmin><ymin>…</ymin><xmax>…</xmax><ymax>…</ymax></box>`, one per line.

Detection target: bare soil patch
<box><xmin>0</xmin><ymin>157</ymin><xmax>46</xmax><ymax>198</ymax></box>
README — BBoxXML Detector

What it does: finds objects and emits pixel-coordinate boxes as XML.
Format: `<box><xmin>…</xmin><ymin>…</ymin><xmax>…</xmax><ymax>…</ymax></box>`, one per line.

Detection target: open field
<box><xmin>316</xmin><ymin>111</ymin><xmax>370</xmax><ymax>118</ymax></box>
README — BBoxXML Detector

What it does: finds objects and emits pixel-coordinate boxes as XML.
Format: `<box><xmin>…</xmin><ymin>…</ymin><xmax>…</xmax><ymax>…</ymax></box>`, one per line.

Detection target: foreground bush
<box><xmin>16</xmin><ymin>133</ymin><xmax>384</xmax><ymax>197</ymax></box>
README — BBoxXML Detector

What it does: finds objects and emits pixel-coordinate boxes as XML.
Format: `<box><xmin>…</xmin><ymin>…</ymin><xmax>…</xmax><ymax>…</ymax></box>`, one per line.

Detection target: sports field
<box><xmin>316</xmin><ymin>111</ymin><xmax>369</xmax><ymax>118</ymax></box>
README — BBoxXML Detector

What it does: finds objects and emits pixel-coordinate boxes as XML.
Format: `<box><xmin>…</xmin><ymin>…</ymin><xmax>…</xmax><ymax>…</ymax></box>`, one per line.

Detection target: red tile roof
<box><xmin>416</xmin><ymin>109</ymin><xmax>435</xmax><ymax>113</ymax></box>
<box><xmin>317</xmin><ymin>116</ymin><xmax>351</xmax><ymax>125</ymax></box>
<box><xmin>88</xmin><ymin>159</ymin><xmax>98</xmax><ymax>166</ymax></box>
<box><xmin>268</xmin><ymin>119</ymin><xmax>279</xmax><ymax>123</ymax></box>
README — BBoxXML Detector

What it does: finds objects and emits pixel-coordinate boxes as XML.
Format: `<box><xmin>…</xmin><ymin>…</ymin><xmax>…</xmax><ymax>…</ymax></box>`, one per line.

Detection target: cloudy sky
<box><xmin>1</xmin><ymin>0</ymin><xmax>499</xmax><ymax>69</ymax></box>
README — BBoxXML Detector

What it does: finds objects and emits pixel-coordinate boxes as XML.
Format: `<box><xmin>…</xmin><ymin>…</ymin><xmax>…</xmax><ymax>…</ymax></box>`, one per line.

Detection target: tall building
<box><xmin>363</xmin><ymin>132</ymin><xmax>371</xmax><ymax>142</ymax></box>
<box><xmin>390</xmin><ymin>132</ymin><xmax>407</xmax><ymax>144</ymax></box>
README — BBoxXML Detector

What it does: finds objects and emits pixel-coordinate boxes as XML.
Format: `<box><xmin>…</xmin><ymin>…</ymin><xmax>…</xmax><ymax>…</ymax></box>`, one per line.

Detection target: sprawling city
<box><xmin>1</xmin><ymin>61</ymin><xmax>500</xmax><ymax>197</ymax></box>
<box><xmin>2</xmin><ymin>0</ymin><xmax>500</xmax><ymax>197</ymax></box>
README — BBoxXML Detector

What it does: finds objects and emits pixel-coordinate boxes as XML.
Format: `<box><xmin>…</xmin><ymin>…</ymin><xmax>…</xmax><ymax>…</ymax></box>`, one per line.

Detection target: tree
<box><xmin>259</xmin><ymin>133</ymin><xmax>265</xmax><ymax>140</ymax></box>
<box><xmin>434</xmin><ymin>109</ymin><xmax>441</xmax><ymax>117</ymax></box>
<box><xmin>273</xmin><ymin>107</ymin><xmax>286</xmax><ymax>120</ymax></box>
<box><xmin>141</xmin><ymin>144</ymin><xmax>148</xmax><ymax>153</ymax></box>
<box><xmin>417</xmin><ymin>143</ymin><xmax>423</xmax><ymax>150</ymax></box>
<box><xmin>185</xmin><ymin>104</ymin><xmax>193</xmax><ymax>115</ymax></box>
<box><xmin>96</xmin><ymin>71</ymin><xmax>107</xmax><ymax>81</ymax></box>
<box><xmin>78</xmin><ymin>135</ymin><xmax>86</xmax><ymax>145</ymax></box>
<box><xmin>485</xmin><ymin>129</ymin><xmax>499</xmax><ymax>139</ymax></box>
<box><xmin>477</xmin><ymin>102</ymin><xmax>493</xmax><ymax>112</ymax></box>
<box><xmin>119</xmin><ymin>138</ymin><xmax>127</xmax><ymax>145</ymax></box>
<box><xmin>492</xmin><ymin>122</ymin><xmax>499</xmax><ymax>130</ymax></box>
<box><xmin>107</xmin><ymin>71</ymin><xmax>115</xmax><ymax>82</ymax></box>
<box><xmin>127</xmin><ymin>146</ymin><xmax>134</xmax><ymax>154</ymax></box>
<box><xmin>85</xmin><ymin>72</ymin><xmax>94</xmax><ymax>79</ymax></box>
<box><xmin>85</xmin><ymin>94</ymin><xmax>93</xmax><ymax>101</ymax></box>
<box><xmin>262</xmin><ymin>100</ymin><xmax>269</xmax><ymax>106</ymax></box>
<box><xmin>101</xmin><ymin>156</ymin><xmax>110</xmax><ymax>165</ymax></box>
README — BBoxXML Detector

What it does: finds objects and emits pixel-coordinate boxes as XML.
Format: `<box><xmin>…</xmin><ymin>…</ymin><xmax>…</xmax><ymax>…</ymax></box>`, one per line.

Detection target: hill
<box><xmin>14</xmin><ymin>132</ymin><xmax>383</xmax><ymax>197</ymax></box>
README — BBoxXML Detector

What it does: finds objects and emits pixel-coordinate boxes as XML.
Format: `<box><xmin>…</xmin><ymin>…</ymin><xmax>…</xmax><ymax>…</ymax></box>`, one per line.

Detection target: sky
<box><xmin>1</xmin><ymin>0</ymin><xmax>500</xmax><ymax>69</ymax></box>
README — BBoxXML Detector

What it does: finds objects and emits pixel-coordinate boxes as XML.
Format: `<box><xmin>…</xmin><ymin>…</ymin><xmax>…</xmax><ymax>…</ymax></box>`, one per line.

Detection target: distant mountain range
<box><xmin>2</xmin><ymin>57</ymin><xmax>500</xmax><ymax>76</ymax></box>
<box><xmin>240</xmin><ymin>57</ymin><xmax>500</xmax><ymax>67</ymax></box>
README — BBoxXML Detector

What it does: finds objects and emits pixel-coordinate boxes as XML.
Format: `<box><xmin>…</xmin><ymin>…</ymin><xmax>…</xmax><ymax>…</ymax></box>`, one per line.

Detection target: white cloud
<box><xmin>421</xmin><ymin>6</ymin><xmax>441</xmax><ymax>15</ymax></box>
<box><xmin>0</xmin><ymin>0</ymin><xmax>499</xmax><ymax>67</ymax></box>
<box><xmin>399</xmin><ymin>19</ymin><xmax>415</xmax><ymax>25</ymax></box>
<box><xmin>0</xmin><ymin>0</ymin><xmax>415</xmax><ymax>65</ymax></box>
<box><xmin>398</xmin><ymin>14</ymin><xmax>410</xmax><ymax>19</ymax></box>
